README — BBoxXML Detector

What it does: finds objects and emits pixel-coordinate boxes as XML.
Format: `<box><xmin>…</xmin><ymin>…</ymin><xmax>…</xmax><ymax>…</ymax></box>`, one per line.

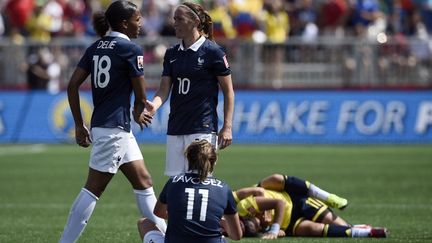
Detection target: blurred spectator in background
<box><xmin>229</xmin><ymin>0</ymin><xmax>263</xmax><ymax>40</ymax></box>
<box><xmin>0</xmin><ymin>8</ymin><xmax>4</xmax><ymax>36</ymax></box>
<box><xmin>348</xmin><ymin>0</ymin><xmax>384</xmax><ymax>38</ymax></box>
<box><xmin>159</xmin><ymin>3</ymin><xmax>176</xmax><ymax>36</ymax></box>
<box><xmin>260</xmin><ymin>0</ymin><xmax>289</xmax><ymax>88</ymax></box>
<box><xmin>26</xmin><ymin>47</ymin><xmax>52</xmax><ymax>90</ymax></box>
<box><xmin>290</xmin><ymin>0</ymin><xmax>319</xmax><ymax>41</ymax></box>
<box><xmin>141</xmin><ymin>0</ymin><xmax>165</xmax><ymax>37</ymax></box>
<box><xmin>318</xmin><ymin>0</ymin><xmax>349</xmax><ymax>38</ymax></box>
<box><xmin>208</xmin><ymin>0</ymin><xmax>237</xmax><ymax>39</ymax></box>
<box><xmin>4</xmin><ymin>0</ymin><xmax>34</xmax><ymax>35</ymax></box>
<box><xmin>26</xmin><ymin>2</ymin><xmax>52</xmax><ymax>43</ymax></box>
<box><xmin>42</xmin><ymin>0</ymin><xmax>64</xmax><ymax>37</ymax></box>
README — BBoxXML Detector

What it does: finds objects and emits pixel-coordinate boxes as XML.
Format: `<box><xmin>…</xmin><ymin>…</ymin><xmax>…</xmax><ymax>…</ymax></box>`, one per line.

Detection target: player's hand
<box><xmin>218</xmin><ymin>126</ymin><xmax>232</xmax><ymax>149</ymax></box>
<box><xmin>132</xmin><ymin>108</ymin><xmax>152</xmax><ymax>131</ymax></box>
<box><xmin>145</xmin><ymin>100</ymin><xmax>156</xmax><ymax>116</ymax></box>
<box><xmin>75</xmin><ymin>125</ymin><xmax>91</xmax><ymax>148</ymax></box>
<box><xmin>261</xmin><ymin>232</ymin><xmax>278</xmax><ymax>240</ymax></box>
<box><xmin>278</xmin><ymin>230</ymin><xmax>286</xmax><ymax>237</ymax></box>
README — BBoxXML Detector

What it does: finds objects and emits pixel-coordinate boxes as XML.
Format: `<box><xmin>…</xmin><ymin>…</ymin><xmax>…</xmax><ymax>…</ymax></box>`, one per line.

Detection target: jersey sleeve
<box><xmin>211</xmin><ymin>46</ymin><xmax>231</xmax><ymax>76</ymax></box>
<box><xmin>224</xmin><ymin>185</ymin><xmax>238</xmax><ymax>215</ymax></box>
<box><xmin>161</xmin><ymin>47</ymin><xmax>173</xmax><ymax>77</ymax></box>
<box><xmin>77</xmin><ymin>47</ymin><xmax>92</xmax><ymax>72</ymax></box>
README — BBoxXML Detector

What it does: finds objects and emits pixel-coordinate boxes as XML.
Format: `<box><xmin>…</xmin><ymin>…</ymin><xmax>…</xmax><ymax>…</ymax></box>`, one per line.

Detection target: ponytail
<box><xmin>92</xmin><ymin>0</ymin><xmax>138</xmax><ymax>37</ymax></box>
<box><xmin>92</xmin><ymin>11</ymin><xmax>109</xmax><ymax>37</ymax></box>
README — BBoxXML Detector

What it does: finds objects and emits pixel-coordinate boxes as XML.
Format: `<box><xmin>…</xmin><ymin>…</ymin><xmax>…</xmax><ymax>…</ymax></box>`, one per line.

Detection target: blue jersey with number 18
<box><xmin>159</xmin><ymin>172</ymin><xmax>237</xmax><ymax>243</ymax></box>
<box><xmin>77</xmin><ymin>32</ymin><xmax>144</xmax><ymax>132</ymax></box>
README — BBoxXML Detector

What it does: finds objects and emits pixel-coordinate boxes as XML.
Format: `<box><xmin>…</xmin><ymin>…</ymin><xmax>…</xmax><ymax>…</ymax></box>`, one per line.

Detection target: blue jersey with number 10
<box><xmin>77</xmin><ymin>32</ymin><xmax>144</xmax><ymax>132</ymax></box>
<box><xmin>159</xmin><ymin>172</ymin><xmax>237</xmax><ymax>243</ymax></box>
<box><xmin>162</xmin><ymin>37</ymin><xmax>231</xmax><ymax>135</ymax></box>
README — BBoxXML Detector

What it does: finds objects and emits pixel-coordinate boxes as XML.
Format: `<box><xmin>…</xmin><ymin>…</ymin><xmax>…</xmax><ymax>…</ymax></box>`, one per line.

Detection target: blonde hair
<box><xmin>185</xmin><ymin>140</ymin><xmax>217</xmax><ymax>182</ymax></box>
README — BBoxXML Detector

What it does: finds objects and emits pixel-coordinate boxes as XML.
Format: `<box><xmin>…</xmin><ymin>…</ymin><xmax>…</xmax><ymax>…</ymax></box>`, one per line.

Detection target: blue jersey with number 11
<box><xmin>77</xmin><ymin>32</ymin><xmax>144</xmax><ymax>132</ymax></box>
<box><xmin>159</xmin><ymin>172</ymin><xmax>237</xmax><ymax>243</ymax></box>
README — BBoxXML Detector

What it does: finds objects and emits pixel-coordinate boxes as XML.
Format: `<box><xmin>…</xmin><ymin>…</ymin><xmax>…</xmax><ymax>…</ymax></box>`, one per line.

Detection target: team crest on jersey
<box><xmin>137</xmin><ymin>55</ymin><xmax>144</xmax><ymax>69</ymax></box>
<box><xmin>197</xmin><ymin>56</ymin><xmax>204</xmax><ymax>66</ymax></box>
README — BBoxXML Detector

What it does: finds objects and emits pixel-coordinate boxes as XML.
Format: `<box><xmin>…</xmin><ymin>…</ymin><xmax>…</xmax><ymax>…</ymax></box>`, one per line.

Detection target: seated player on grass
<box><xmin>230</xmin><ymin>174</ymin><xmax>388</xmax><ymax>239</ymax></box>
<box><xmin>138</xmin><ymin>140</ymin><xmax>242</xmax><ymax>243</ymax></box>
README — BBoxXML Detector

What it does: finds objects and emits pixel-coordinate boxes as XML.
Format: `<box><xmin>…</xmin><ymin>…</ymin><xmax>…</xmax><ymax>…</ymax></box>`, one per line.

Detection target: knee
<box><xmin>142</xmin><ymin>176</ymin><xmax>153</xmax><ymax>188</ymax></box>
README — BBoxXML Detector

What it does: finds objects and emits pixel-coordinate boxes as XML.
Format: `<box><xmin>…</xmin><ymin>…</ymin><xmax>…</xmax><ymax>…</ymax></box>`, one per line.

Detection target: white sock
<box><xmin>134</xmin><ymin>188</ymin><xmax>167</xmax><ymax>233</ymax></box>
<box><xmin>351</xmin><ymin>227</ymin><xmax>371</xmax><ymax>237</ymax></box>
<box><xmin>59</xmin><ymin>188</ymin><xmax>98</xmax><ymax>243</ymax></box>
<box><xmin>308</xmin><ymin>184</ymin><xmax>330</xmax><ymax>201</ymax></box>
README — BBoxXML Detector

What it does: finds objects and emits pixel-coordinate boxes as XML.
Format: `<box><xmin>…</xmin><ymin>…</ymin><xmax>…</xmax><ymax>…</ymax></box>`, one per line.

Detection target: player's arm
<box><xmin>146</xmin><ymin>76</ymin><xmax>172</xmax><ymax>115</ymax></box>
<box><xmin>254</xmin><ymin>197</ymin><xmax>286</xmax><ymax>240</ymax></box>
<box><xmin>234</xmin><ymin>187</ymin><xmax>265</xmax><ymax>201</ymax></box>
<box><xmin>222</xmin><ymin>213</ymin><xmax>242</xmax><ymax>240</ymax></box>
<box><xmin>217</xmin><ymin>74</ymin><xmax>234</xmax><ymax>149</ymax></box>
<box><xmin>67</xmin><ymin>67</ymin><xmax>91</xmax><ymax>147</ymax></box>
<box><xmin>153</xmin><ymin>200</ymin><xmax>168</xmax><ymax>220</ymax></box>
<box><xmin>131</xmin><ymin>76</ymin><xmax>152</xmax><ymax>130</ymax></box>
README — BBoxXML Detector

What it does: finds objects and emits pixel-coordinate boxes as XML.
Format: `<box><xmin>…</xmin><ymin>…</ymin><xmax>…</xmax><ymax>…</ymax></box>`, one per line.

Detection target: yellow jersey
<box><xmin>234</xmin><ymin>189</ymin><xmax>293</xmax><ymax>230</ymax></box>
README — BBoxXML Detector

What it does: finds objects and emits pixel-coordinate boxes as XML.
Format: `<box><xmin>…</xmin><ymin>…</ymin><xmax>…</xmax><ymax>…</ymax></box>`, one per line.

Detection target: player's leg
<box><xmin>59</xmin><ymin>168</ymin><xmax>113</xmax><ymax>243</ymax></box>
<box><xmin>259</xmin><ymin>174</ymin><xmax>348</xmax><ymax>210</ymax></box>
<box><xmin>319</xmin><ymin>209</ymin><xmax>349</xmax><ymax>226</ymax></box>
<box><xmin>122</xmin><ymin>160</ymin><xmax>167</xmax><ymax>233</ymax></box>
<box><xmin>137</xmin><ymin>218</ymin><xmax>165</xmax><ymax>243</ymax></box>
<box><xmin>120</xmin><ymin>131</ymin><xmax>167</xmax><ymax>233</ymax></box>
<box><xmin>295</xmin><ymin>219</ymin><xmax>387</xmax><ymax>238</ymax></box>
<box><xmin>59</xmin><ymin>127</ymin><xmax>120</xmax><ymax>243</ymax></box>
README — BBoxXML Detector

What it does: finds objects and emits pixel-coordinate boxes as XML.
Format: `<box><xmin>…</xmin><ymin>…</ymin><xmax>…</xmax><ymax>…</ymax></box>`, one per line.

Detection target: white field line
<box><xmin>0</xmin><ymin>144</ymin><xmax>47</xmax><ymax>156</ymax></box>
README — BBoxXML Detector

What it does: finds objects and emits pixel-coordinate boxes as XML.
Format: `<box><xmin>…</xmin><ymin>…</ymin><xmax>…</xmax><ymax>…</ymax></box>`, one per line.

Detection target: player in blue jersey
<box><xmin>145</xmin><ymin>1</ymin><xmax>235</xmax><ymax>176</ymax></box>
<box><xmin>137</xmin><ymin>140</ymin><xmax>243</xmax><ymax>243</ymax></box>
<box><xmin>59</xmin><ymin>1</ymin><xmax>166</xmax><ymax>242</ymax></box>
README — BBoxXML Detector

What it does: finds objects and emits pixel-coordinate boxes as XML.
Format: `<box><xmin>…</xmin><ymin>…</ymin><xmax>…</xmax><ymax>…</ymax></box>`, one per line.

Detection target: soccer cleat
<box><xmin>369</xmin><ymin>227</ymin><xmax>388</xmax><ymax>238</ymax></box>
<box><xmin>326</xmin><ymin>194</ymin><xmax>348</xmax><ymax>210</ymax></box>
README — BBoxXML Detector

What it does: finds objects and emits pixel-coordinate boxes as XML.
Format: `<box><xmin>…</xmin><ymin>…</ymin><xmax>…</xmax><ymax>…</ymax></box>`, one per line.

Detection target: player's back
<box><xmin>78</xmin><ymin>33</ymin><xmax>144</xmax><ymax>131</ymax></box>
<box><xmin>160</xmin><ymin>172</ymin><xmax>235</xmax><ymax>243</ymax></box>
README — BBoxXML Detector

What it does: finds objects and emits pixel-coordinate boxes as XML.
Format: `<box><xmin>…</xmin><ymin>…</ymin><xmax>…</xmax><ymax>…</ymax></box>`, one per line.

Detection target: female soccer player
<box><xmin>138</xmin><ymin>140</ymin><xmax>242</xmax><ymax>243</ymax></box>
<box><xmin>59</xmin><ymin>1</ymin><xmax>166</xmax><ymax>242</ymax></box>
<box><xmin>145</xmin><ymin>2</ymin><xmax>235</xmax><ymax>176</ymax></box>
<box><xmin>233</xmin><ymin>174</ymin><xmax>388</xmax><ymax>239</ymax></box>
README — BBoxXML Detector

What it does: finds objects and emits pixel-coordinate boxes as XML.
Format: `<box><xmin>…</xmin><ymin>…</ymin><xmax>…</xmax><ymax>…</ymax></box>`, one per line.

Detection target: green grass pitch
<box><xmin>1</xmin><ymin>144</ymin><xmax>431</xmax><ymax>243</ymax></box>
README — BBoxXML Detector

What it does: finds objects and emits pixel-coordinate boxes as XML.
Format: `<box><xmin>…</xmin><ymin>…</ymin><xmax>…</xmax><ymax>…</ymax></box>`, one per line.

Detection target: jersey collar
<box><xmin>108</xmin><ymin>31</ymin><xmax>130</xmax><ymax>41</ymax></box>
<box><xmin>179</xmin><ymin>36</ymin><xmax>206</xmax><ymax>52</ymax></box>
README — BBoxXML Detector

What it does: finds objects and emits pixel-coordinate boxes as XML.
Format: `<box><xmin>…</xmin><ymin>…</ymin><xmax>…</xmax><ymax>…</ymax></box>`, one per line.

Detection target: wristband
<box><xmin>269</xmin><ymin>223</ymin><xmax>280</xmax><ymax>235</ymax></box>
